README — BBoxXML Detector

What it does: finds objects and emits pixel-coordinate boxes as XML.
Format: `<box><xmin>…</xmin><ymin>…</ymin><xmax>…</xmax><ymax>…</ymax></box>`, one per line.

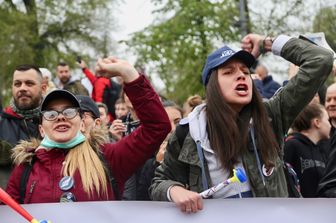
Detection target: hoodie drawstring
<box><xmin>250</xmin><ymin>125</ymin><xmax>266</xmax><ymax>186</ymax></box>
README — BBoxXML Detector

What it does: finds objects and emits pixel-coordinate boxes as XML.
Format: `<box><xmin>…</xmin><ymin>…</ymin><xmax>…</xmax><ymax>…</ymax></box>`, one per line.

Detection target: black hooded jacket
<box><xmin>317</xmin><ymin>126</ymin><xmax>336</xmax><ymax>197</ymax></box>
<box><xmin>284</xmin><ymin>132</ymin><xmax>326</xmax><ymax>197</ymax></box>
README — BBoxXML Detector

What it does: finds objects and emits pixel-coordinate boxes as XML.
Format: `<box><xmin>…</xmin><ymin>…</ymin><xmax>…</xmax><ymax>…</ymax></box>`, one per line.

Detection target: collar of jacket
<box><xmin>2</xmin><ymin>106</ymin><xmax>23</xmax><ymax>119</ymax></box>
<box><xmin>177</xmin><ymin>104</ymin><xmax>207</xmax><ymax>168</ymax></box>
<box><xmin>188</xmin><ymin>104</ymin><xmax>213</xmax><ymax>154</ymax></box>
<box><xmin>288</xmin><ymin>132</ymin><xmax>317</xmax><ymax>147</ymax></box>
<box><xmin>12</xmin><ymin>126</ymin><xmax>110</xmax><ymax>165</ymax></box>
<box><xmin>178</xmin><ymin>133</ymin><xmax>202</xmax><ymax>168</ymax></box>
<box><xmin>54</xmin><ymin>76</ymin><xmax>79</xmax><ymax>88</ymax></box>
<box><xmin>262</xmin><ymin>75</ymin><xmax>273</xmax><ymax>84</ymax></box>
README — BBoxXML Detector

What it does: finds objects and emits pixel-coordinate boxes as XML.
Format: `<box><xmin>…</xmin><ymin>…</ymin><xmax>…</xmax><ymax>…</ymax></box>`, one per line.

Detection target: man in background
<box><xmin>54</xmin><ymin>62</ymin><xmax>89</xmax><ymax>95</ymax></box>
<box><xmin>0</xmin><ymin>64</ymin><xmax>46</xmax><ymax>188</ymax></box>
<box><xmin>255</xmin><ymin>63</ymin><xmax>281</xmax><ymax>99</ymax></box>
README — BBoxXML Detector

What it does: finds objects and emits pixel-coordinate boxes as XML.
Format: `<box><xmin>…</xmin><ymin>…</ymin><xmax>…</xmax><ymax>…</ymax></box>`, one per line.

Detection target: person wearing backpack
<box><xmin>77</xmin><ymin>59</ymin><xmax>121</xmax><ymax>120</ymax></box>
<box><xmin>5</xmin><ymin>56</ymin><xmax>171</xmax><ymax>204</ymax></box>
<box><xmin>149</xmin><ymin>33</ymin><xmax>334</xmax><ymax>213</ymax></box>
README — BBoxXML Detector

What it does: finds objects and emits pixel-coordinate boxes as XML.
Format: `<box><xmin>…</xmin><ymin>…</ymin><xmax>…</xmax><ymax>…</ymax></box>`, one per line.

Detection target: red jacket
<box><xmin>6</xmin><ymin>75</ymin><xmax>171</xmax><ymax>203</ymax></box>
<box><xmin>82</xmin><ymin>68</ymin><xmax>110</xmax><ymax>102</ymax></box>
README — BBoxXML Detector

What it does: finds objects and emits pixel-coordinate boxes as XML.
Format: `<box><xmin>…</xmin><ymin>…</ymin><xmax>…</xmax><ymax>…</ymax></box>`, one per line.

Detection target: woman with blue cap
<box><xmin>150</xmin><ymin>33</ymin><xmax>334</xmax><ymax>213</ymax></box>
<box><xmin>6</xmin><ymin>57</ymin><xmax>171</xmax><ymax>203</ymax></box>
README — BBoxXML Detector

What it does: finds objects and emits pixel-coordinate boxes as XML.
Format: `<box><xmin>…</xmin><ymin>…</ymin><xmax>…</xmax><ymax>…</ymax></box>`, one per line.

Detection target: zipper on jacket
<box><xmin>26</xmin><ymin>180</ymin><xmax>37</xmax><ymax>203</ymax></box>
<box><xmin>30</xmin><ymin>181</ymin><xmax>36</xmax><ymax>193</ymax></box>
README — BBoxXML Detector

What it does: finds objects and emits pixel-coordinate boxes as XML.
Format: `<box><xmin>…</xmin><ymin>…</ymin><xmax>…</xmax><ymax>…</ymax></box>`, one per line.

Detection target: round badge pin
<box><xmin>60</xmin><ymin>192</ymin><xmax>76</xmax><ymax>202</ymax></box>
<box><xmin>262</xmin><ymin>164</ymin><xmax>274</xmax><ymax>177</ymax></box>
<box><xmin>59</xmin><ymin>176</ymin><xmax>74</xmax><ymax>191</ymax></box>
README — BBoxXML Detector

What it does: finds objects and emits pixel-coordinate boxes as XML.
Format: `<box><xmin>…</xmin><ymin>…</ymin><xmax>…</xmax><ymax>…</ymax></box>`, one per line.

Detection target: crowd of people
<box><xmin>0</xmin><ymin>32</ymin><xmax>336</xmax><ymax>214</ymax></box>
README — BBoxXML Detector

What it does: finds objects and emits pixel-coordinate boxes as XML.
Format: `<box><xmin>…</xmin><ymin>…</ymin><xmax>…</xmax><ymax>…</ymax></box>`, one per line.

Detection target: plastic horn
<box><xmin>199</xmin><ymin>168</ymin><xmax>247</xmax><ymax>199</ymax></box>
<box><xmin>0</xmin><ymin>187</ymin><xmax>51</xmax><ymax>223</ymax></box>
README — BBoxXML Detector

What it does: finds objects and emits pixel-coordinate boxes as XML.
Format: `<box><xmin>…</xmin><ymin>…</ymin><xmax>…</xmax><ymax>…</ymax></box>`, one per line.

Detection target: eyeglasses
<box><xmin>41</xmin><ymin>108</ymin><xmax>79</xmax><ymax>121</ymax></box>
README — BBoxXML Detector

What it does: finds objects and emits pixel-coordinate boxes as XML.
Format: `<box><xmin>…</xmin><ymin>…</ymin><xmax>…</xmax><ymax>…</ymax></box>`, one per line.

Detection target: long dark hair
<box><xmin>206</xmin><ymin>70</ymin><xmax>279</xmax><ymax>172</ymax></box>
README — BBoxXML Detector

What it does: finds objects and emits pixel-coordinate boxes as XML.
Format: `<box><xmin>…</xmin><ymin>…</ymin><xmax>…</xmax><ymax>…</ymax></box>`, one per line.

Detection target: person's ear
<box><xmin>41</xmin><ymin>83</ymin><xmax>47</xmax><ymax>96</ymax></box>
<box><xmin>94</xmin><ymin>118</ymin><xmax>102</xmax><ymax>127</ymax></box>
<box><xmin>39</xmin><ymin>124</ymin><xmax>45</xmax><ymax>138</ymax></box>
<box><xmin>312</xmin><ymin>118</ymin><xmax>320</xmax><ymax>129</ymax></box>
<box><xmin>80</xmin><ymin>120</ymin><xmax>86</xmax><ymax>132</ymax></box>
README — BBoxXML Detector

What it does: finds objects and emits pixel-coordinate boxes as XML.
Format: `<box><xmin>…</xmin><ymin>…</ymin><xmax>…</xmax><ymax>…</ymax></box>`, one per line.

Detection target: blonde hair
<box><xmin>62</xmin><ymin>139</ymin><xmax>108</xmax><ymax>198</ymax></box>
<box><xmin>183</xmin><ymin>94</ymin><xmax>203</xmax><ymax>117</ymax></box>
<box><xmin>12</xmin><ymin>125</ymin><xmax>111</xmax><ymax>199</ymax></box>
<box><xmin>186</xmin><ymin>94</ymin><xmax>202</xmax><ymax>108</ymax></box>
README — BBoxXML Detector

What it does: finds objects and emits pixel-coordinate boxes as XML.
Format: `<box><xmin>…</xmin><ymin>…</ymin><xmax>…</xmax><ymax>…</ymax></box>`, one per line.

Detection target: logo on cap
<box><xmin>220</xmin><ymin>50</ymin><xmax>235</xmax><ymax>58</ymax></box>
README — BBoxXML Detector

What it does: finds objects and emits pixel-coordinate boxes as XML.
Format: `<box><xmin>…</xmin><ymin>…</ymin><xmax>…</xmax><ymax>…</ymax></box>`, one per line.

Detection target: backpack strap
<box><xmin>195</xmin><ymin>141</ymin><xmax>209</xmax><ymax>190</ymax></box>
<box><xmin>175</xmin><ymin>124</ymin><xmax>189</xmax><ymax>148</ymax></box>
<box><xmin>103</xmin><ymin>79</ymin><xmax>122</xmax><ymax>118</ymax></box>
<box><xmin>98</xmin><ymin>153</ymin><xmax>121</xmax><ymax>200</ymax></box>
<box><xmin>19</xmin><ymin>156</ymin><xmax>35</xmax><ymax>204</ymax></box>
<box><xmin>175</xmin><ymin>123</ymin><xmax>209</xmax><ymax>190</ymax></box>
<box><xmin>283</xmin><ymin>162</ymin><xmax>302</xmax><ymax>198</ymax></box>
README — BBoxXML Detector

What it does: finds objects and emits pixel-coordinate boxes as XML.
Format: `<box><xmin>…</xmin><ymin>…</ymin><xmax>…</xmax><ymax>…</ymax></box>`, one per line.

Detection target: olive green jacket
<box><xmin>150</xmin><ymin>37</ymin><xmax>334</xmax><ymax>201</ymax></box>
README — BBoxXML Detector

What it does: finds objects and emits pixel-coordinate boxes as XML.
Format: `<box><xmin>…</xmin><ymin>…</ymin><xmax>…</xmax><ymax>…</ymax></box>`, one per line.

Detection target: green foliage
<box><xmin>313</xmin><ymin>6</ymin><xmax>336</xmax><ymax>87</ymax></box>
<box><xmin>313</xmin><ymin>7</ymin><xmax>336</xmax><ymax>52</ymax></box>
<box><xmin>0</xmin><ymin>7</ymin><xmax>35</xmax><ymax>99</ymax></box>
<box><xmin>127</xmin><ymin>0</ymin><xmax>239</xmax><ymax>103</ymax></box>
<box><xmin>0</xmin><ymin>0</ymin><xmax>118</xmax><ymax>104</ymax></box>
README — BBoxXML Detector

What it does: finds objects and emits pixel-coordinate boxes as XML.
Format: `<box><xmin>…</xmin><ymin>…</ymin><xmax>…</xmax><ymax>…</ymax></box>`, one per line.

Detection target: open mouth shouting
<box><xmin>235</xmin><ymin>83</ymin><xmax>249</xmax><ymax>96</ymax></box>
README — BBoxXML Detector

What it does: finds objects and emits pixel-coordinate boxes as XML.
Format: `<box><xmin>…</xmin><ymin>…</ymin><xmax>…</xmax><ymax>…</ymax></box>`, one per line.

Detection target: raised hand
<box><xmin>77</xmin><ymin>60</ymin><xmax>87</xmax><ymax>69</ymax></box>
<box><xmin>241</xmin><ymin>34</ymin><xmax>265</xmax><ymax>58</ymax></box>
<box><xmin>96</xmin><ymin>56</ymin><xmax>139</xmax><ymax>83</ymax></box>
<box><xmin>156</xmin><ymin>138</ymin><xmax>168</xmax><ymax>163</ymax></box>
<box><xmin>109</xmin><ymin>119</ymin><xmax>126</xmax><ymax>141</ymax></box>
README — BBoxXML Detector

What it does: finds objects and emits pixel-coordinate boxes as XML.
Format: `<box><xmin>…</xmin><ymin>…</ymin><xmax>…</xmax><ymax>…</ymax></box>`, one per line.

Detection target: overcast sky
<box><xmin>116</xmin><ymin>0</ymin><xmax>154</xmax><ymax>41</ymax></box>
<box><xmin>112</xmin><ymin>0</ymin><xmax>167</xmax><ymax>90</ymax></box>
<box><xmin>114</xmin><ymin>0</ymin><xmax>336</xmax><ymax>87</ymax></box>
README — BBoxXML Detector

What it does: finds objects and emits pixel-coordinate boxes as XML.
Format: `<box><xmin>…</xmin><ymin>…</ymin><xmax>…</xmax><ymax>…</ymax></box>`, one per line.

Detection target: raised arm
<box><xmin>242</xmin><ymin>34</ymin><xmax>334</xmax><ymax>147</ymax></box>
<box><xmin>96</xmin><ymin>56</ymin><xmax>171</xmax><ymax>183</ymax></box>
<box><xmin>78</xmin><ymin>60</ymin><xmax>97</xmax><ymax>84</ymax></box>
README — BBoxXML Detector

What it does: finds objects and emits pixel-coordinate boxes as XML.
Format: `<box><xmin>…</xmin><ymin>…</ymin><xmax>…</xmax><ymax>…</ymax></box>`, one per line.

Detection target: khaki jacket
<box><xmin>150</xmin><ymin>37</ymin><xmax>334</xmax><ymax>201</ymax></box>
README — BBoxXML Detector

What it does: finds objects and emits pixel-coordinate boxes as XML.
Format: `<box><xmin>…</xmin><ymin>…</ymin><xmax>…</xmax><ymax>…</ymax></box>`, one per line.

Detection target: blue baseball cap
<box><xmin>201</xmin><ymin>45</ymin><xmax>256</xmax><ymax>85</ymax></box>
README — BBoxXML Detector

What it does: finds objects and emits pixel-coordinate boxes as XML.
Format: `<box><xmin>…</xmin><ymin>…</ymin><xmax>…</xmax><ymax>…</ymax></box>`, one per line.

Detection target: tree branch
<box><xmin>277</xmin><ymin>0</ymin><xmax>303</xmax><ymax>22</ymax></box>
<box><xmin>22</xmin><ymin>0</ymin><xmax>36</xmax><ymax>14</ymax></box>
<box><xmin>4</xmin><ymin>0</ymin><xmax>17</xmax><ymax>11</ymax></box>
<box><xmin>40</xmin><ymin>26</ymin><xmax>87</xmax><ymax>41</ymax></box>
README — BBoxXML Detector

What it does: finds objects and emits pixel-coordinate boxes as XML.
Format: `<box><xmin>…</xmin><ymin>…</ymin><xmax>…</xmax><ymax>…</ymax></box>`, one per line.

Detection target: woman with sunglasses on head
<box><xmin>5</xmin><ymin>57</ymin><xmax>171</xmax><ymax>203</ymax></box>
<box><xmin>150</xmin><ymin>34</ymin><xmax>334</xmax><ymax>213</ymax></box>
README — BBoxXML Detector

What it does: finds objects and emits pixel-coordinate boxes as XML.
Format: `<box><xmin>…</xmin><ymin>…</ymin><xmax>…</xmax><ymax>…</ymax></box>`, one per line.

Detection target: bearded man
<box><xmin>0</xmin><ymin>64</ymin><xmax>46</xmax><ymax>188</ymax></box>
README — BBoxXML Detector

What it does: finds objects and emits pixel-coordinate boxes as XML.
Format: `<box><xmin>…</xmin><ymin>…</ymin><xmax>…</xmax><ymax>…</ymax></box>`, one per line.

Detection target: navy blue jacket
<box><xmin>262</xmin><ymin>75</ymin><xmax>281</xmax><ymax>99</ymax></box>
